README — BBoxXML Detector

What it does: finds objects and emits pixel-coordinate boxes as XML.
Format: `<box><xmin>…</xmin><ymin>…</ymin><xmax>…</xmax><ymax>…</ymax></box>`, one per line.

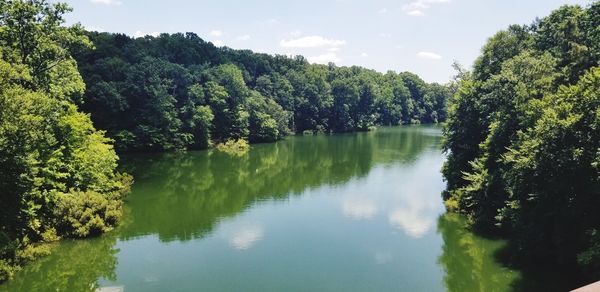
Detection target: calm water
<box><xmin>2</xmin><ymin>126</ymin><xmax>524</xmax><ymax>292</ymax></box>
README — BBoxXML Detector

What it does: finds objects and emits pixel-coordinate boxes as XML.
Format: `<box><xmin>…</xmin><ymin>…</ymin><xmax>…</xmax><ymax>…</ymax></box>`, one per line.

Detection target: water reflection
<box><xmin>0</xmin><ymin>235</ymin><xmax>118</xmax><ymax>292</ymax></box>
<box><xmin>2</xmin><ymin>126</ymin><xmax>519</xmax><ymax>292</ymax></box>
<box><xmin>117</xmin><ymin>126</ymin><xmax>438</xmax><ymax>243</ymax></box>
<box><xmin>342</xmin><ymin>198</ymin><xmax>378</xmax><ymax>220</ymax></box>
<box><xmin>228</xmin><ymin>225</ymin><xmax>264</xmax><ymax>250</ymax></box>
<box><xmin>336</xmin><ymin>141</ymin><xmax>445</xmax><ymax>239</ymax></box>
<box><xmin>436</xmin><ymin>214</ymin><xmax>520</xmax><ymax>292</ymax></box>
<box><xmin>389</xmin><ymin>209</ymin><xmax>434</xmax><ymax>238</ymax></box>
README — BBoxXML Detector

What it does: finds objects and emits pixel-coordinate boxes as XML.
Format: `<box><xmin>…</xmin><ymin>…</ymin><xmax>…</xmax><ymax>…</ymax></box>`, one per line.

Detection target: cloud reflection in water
<box><xmin>339</xmin><ymin>154</ymin><xmax>444</xmax><ymax>239</ymax></box>
<box><xmin>229</xmin><ymin>225</ymin><xmax>264</xmax><ymax>250</ymax></box>
<box><xmin>342</xmin><ymin>199</ymin><xmax>378</xmax><ymax>220</ymax></box>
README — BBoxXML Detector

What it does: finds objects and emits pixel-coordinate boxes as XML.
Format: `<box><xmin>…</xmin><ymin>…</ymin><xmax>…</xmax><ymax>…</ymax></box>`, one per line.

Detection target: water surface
<box><xmin>1</xmin><ymin>126</ymin><xmax>522</xmax><ymax>291</ymax></box>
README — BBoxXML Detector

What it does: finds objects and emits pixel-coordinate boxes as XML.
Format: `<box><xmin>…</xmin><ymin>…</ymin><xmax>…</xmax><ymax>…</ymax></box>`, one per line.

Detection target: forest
<box><xmin>74</xmin><ymin>31</ymin><xmax>450</xmax><ymax>152</ymax></box>
<box><xmin>443</xmin><ymin>1</ymin><xmax>600</xmax><ymax>280</ymax></box>
<box><xmin>0</xmin><ymin>0</ymin><xmax>450</xmax><ymax>281</ymax></box>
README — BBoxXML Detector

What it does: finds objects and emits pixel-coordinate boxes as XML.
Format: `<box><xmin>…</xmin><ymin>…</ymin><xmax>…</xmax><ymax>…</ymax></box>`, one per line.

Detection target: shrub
<box><xmin>215</xmin><ymin>139</ymin><xmax>250</xmax><ymax>156</ymax></box>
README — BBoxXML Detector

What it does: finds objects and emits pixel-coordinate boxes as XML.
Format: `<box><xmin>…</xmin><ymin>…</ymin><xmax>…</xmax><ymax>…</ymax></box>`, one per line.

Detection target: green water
<box><xmin>2</xmin><ymin>126</ymin><xmax>525</xmax><ymax>292</ymax></box>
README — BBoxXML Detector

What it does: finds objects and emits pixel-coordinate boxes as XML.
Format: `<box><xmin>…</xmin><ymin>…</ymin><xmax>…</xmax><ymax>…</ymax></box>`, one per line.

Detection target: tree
<box><xmin>289</xmin><ymin>66</ymin><xmax>333</xmax><ymax>132</ymax></box>
<box><xmin>247</xmin><ymin>92</ymin><xmax>280</xmax><ymax>143</ymax></box>
<box><xmin>182</xmin><ymin>84</ymin><xmax>213</xmax><ymax>149</ymax></box>
<box><xmin>330</xmin><ymin>78</ymin><xmax>359</xmax><ymax>132</ymax></box>
<box><xmin>442</xmin><ymin>2</ymin><xmax>600</xmax><ymax>280</ymax></box>
<box><xmin>121</xmin><ymin>58</ymin><xmax>190</xmax><ymax>151</ymax></box>
<box><xmin>0</xmin><ymin>0</ymin><xmax>130</xmax><ymax>281</ymax></box>
<box><xmin>0</xmin><ymin>0</ymin><xmax>91</xmax><ymax>99</ymax></box>
<box><xmin>400</xmin><ymin>72</ymin><xmax>428</xmax><ymax>123</ymax></box>
<box><xmin>207</xmin><ymin>64</ymin><xmax>251</xmax><ymax>140</ymax></box>
<box><xmin>503</xmin><ymin>67</ymin><xmax>600</xmax><ymax>270</ymax></box>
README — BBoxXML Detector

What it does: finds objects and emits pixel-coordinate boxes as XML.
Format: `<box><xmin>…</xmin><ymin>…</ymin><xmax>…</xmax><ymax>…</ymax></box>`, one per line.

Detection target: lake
<box><xmin>1</xmin><ymin>126</ymin><xmax>524</xmax><ymax>291</ymax></box>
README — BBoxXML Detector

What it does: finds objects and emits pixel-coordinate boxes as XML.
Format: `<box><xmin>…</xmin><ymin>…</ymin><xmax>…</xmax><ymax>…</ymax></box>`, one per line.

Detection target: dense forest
<box><xmin>0</xmin><ymin>0</ymin><xmax>450</xmax><ymax>282</ymax></box>
<box><xmin>74</xmin><ymin>31</ymin><xmax>450</xmax><ymax>152</ymax></box>
<box><xmin>443</xmin><ymin>1</ymin><xmax>600</xmax><ymax>280</ymax></box>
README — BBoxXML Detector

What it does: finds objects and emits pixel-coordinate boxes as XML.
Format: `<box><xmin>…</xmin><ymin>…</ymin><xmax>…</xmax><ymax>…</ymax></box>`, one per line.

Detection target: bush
<box><xmin>215</xmin><ymin>139</ymin><xmax>250</xmax><ymax>156</ymax></box>
<box><xmin>55</xmin><ymin>191</ymin><xmax>123</xmax><ymax>238</ymax></box>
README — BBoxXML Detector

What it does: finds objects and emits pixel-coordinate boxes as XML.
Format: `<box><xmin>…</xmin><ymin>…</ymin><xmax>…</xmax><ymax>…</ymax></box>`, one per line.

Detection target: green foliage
<box><xmin>215</xmin><ymin>139</ymin><xmax>250</xmax><ymax>156</ymax></box>
<box><xmin>443</xmin><ymin>1</ymin><xmax>600</xmax><ymax>279</ymax></box>
<box><xmin>206</xmin><ymin>64</ymin><xmax>251</xmax><ymax>141</ymax></box>
<box><xmin>0</xmin><ymin>0</ymin><xmax>130</xmax><ymax>282</ymax></box>
<box><xmin>0</xmin><ymin>0</ymin><xmax>91</xmax><ymax>100</ymax></box>
<box><xmin>190</xmin><ymin>105</ymin><xmax>214</xmax><ymax>149</ymax></box>
<box><xmin>73</xmin><ymin>32</ymin><xmax>451</xmax><ymax>152</ymax></box>
<box><xmin>55</xmin><ymin>191</ymin><xmax>121</xmax><ymax>238</ymax></box>
<box><xmin>247</xmin><ymin>91</ymin><xmax>288</xmax><ymax>143</ymax></box>
<box><xmin>0</xmin><ymin>261</ymin><xmax>15</xmax><ymax>282</ymax></box>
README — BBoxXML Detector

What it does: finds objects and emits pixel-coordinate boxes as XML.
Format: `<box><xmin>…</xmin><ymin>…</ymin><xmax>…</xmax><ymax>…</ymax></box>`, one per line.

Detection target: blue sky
<box><xmin>62</xmin><ymin>0</ymin><xmax>592</xmax><ymax>83</ymax></box>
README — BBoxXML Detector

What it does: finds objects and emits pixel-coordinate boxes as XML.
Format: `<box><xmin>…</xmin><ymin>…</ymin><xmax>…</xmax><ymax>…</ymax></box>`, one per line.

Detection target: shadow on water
<box><xmin>437</xmin><ymin>213</ymin><xmax>586</xmax><ymax>292</ymax></box>
<box><xmin>493</xmin><ymin>240</ymin><xmax>586</xmax><ymax>291</ymax></box>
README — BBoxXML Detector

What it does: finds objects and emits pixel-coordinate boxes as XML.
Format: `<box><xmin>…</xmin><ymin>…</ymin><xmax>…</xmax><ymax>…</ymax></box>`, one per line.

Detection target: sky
<box><xmin>61</xmin><ymin>0</ymin><xmax>592</xmax><ymax>83</ymax></box>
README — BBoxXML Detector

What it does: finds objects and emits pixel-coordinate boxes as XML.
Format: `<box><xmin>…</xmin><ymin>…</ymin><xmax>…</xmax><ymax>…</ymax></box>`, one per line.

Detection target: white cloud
<box><xmin>360</xmin><ymin>52</ymin><xmax>369</xmax><ymax>57</ymax></box>
<box><xmin>417</xmin><ymin>51</ymin><xmax>442</xmax><ymax>60</ymax></box>
<box><xmin>235</xmin><ymin>34</ymin><xmax>251</xmax><ymax>41</ymax></box>
<box><xmin>90</xmin><ymin>0</ymin><xmax>122</xmax><ymax>5</ymax></box>
<box><xmin>211</xmin><ymin>40</ymin><xmax>224</xmax><ymax>47</ymax></box>
<box><xmin>229</xmin><ymin>226</ymin><xmax>263</xmax><ymax>250</ymax></box>
<box><xmin>280</xmin><ymin>36</ymin><xmax>346</xmax><ymax>48</ymax></box>
<box><xmin>328</xmin><ymin>47</ymin><xmax>340</xmax><ymax>52</ymax></box>
<box><xmin>133</xmin><ymin>31</ymin><xmax>160</xmax><ymax>38</ymax></box>
<box><xmin>402</xmin><ymin>0</ymin><xmax>450</xmax><ymax>16</ymax></box>
<box><xmin>377</xmin><ymin>8</ymin><xmax>389</xmax><ymax>14</ymax></box>
<box><xmin>379</xmin><ymin>33</ymin><xmax>392</xmax><ymax>39</ymax></box>
<box><xmin>308</xmin><ymin>53</ymin><xmax>341</xmax><ymax>64</ymax></box>
<box><xmin>209</xmin><ymin>30</ymin><xmax>223</xmax><ymax>37</ymax></box>
<box><xmin>342</xmin><ymin>199</ymin><xmax>377</xmax><ymax>220</ymax></box>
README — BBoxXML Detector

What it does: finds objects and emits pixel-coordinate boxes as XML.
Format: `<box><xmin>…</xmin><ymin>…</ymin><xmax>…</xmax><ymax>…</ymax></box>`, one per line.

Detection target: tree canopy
<box><xmin>442</xmin><ymin>1</ymin><xmax>600</xmax><ymax>279</ymax></box>
<box><xmin>74</xmin><ymin>31</ymin><xmax>451</xmax><ymax>152</ymax></box>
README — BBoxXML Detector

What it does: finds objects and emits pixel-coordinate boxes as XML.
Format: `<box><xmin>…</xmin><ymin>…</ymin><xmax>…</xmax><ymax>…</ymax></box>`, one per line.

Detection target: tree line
<box><xmin>442</xmin><ymin>1</ymin><xmax>600</xmax><ymax>282</ymax></box>
<box><xmin>74</xmin><ymin>31</ymin><xmax>451</xmax><ymax>152</ymax></box>
<box><xmin>0</xmin><ymin>0</ymin><xmax>450</xmax><ymax>282</ymax></box>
